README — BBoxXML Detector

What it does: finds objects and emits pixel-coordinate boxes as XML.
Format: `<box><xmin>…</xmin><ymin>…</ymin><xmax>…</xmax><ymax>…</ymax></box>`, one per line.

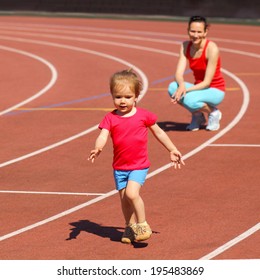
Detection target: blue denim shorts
<box><xmin>113</xmin><ymin>168</ymin><xmax>149</xmax><ymax>191</ymax></box>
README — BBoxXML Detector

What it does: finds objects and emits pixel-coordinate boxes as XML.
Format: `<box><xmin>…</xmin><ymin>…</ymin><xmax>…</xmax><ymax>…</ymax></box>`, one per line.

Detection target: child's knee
<box><xmin>125</xmin><ymin>187</ymin><xmax>140</xmax><ymax>201</ymax></box>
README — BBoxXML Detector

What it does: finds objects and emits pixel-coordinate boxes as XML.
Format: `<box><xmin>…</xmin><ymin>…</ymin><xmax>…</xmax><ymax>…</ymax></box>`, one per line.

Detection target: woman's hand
<box><xmin>171</xmin><ymin>85</ymin><xmax>186</xmax><ymax>104</ymax></box>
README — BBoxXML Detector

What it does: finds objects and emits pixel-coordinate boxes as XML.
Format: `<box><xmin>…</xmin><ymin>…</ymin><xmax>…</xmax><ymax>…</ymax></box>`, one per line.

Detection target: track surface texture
<box><xmin>0</xmin><ymin>15</ymin><xmax>259</xmax><ymax>260</ymax></box>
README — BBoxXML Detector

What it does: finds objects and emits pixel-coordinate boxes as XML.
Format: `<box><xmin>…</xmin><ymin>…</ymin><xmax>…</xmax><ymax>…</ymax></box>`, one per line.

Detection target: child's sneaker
<box><xmin>186</xmin><ymin>112</ymin><xmax>206</xmax><ymax>131</ymax></box>
<box><xmin>121</xmin><ymin>224</ymin><xmax>136</xmax><ymax>244</ymax></box>
<box><xmin>206</xmin><ymin>110</ymin><xmax>222</xmax><ymax>131</ymax></box>
<box><xmin>134</xmin><ymin>221</ymin><xmax>152</xmax><ymax>241</ymax></box>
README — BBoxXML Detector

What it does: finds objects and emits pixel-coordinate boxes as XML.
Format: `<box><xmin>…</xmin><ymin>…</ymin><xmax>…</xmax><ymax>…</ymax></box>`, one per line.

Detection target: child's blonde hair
<box><xmin>110</xmin><ymin>69</ymin><xmax>143</xmax><ymax>98</ymax></box>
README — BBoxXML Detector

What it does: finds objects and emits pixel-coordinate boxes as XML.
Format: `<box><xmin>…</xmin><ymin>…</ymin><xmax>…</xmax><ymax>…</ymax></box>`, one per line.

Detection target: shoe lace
<box><xmin>136</xmin><ymin>225</ymin><xmax>147</xmax><ymax>235</ymax></box>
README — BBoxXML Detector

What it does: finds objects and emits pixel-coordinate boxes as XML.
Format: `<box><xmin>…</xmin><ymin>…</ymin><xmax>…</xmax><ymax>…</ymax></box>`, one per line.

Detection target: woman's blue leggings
<box><xmin>168</xmin><ymin>81</ymin><xmax>225</xmax><ymax>113</ymax></box>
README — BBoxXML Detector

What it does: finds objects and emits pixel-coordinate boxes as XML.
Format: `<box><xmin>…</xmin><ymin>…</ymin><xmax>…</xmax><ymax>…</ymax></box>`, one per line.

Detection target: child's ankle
<box><xmin>137</xmin><ymin>221</ymin><xmax>148</xmax><ymax>226</ymax></box>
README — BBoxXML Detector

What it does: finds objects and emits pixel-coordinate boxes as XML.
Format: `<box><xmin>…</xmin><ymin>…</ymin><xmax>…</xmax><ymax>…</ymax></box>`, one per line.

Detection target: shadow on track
<box><xmin>66</xmin><ymin>219</ymin><xmax>150</xmax><ymax>248</ymax></box>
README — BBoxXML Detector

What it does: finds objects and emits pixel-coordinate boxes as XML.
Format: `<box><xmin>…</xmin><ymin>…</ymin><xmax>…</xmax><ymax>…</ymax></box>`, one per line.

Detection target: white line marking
<box><xmin>0</xmin><ymin>37</ymin><xmax>148</xmax><ymax>168</ymax></box>
<box><xmin>0</xmin><ymin>33</ymin><xmax>255</xmax><ymax>168</ymax></box>
<box><xmin>0</xmin><ymin>33</ymin><xmax>178</xmax><ymax>57</ymax></box>
<box><xmin>0</xmin><ymin>64</ymin><xmax>249</xmax><ymax>242</ymax></box>
<box><xmin>0</xmin><ymin>125</ymin><xmax>99</xmax><ymax>168</ymax></box>
<box><xmin>0</xmin><ymin>29</ymin><xmax>259</xmax><ymax>58</ymax></box>
<box><xmin>199</xmin><ymin>223</ymin><xmax>260</xmax><ymax>260</ymax></box>
<box><xmin>0</xmin><ymin>45</ymin><xmax>57</xmax><ymax>116</ymax></box>
<box><xmin>209</xmin><ymin>144</ymin><xmax>260</xmax><ymax>147</ymax></box>
<box><xmin>148</xmin><ymin>68</ymin><xmax>250</xmax><ymax>178</ymax></box>
<box><xmin>0</xmin><ymin>190</ymin><xmax>105</xmax><ymax>196</ymax></box>
<box><xmin>0</xmin><ymin>22</ymin><xmax>259</xmax><ymax>46</ymax></box>
<box><xmin>0</xmin><ymin>190</ymin><xmax>117</xmax><ymax>242</ymax></box>
<box><xmin>0</xmin><ymin>30</ymin><xmax>255</xmax><ymax>259</ymax></box>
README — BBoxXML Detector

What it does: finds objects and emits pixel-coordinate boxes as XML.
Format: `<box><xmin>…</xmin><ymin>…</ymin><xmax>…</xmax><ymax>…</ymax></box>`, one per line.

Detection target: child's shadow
<box><xmin>66</xmin><ymin>220</ymin><xmax>153</xmax><ymax>248</ymax></box>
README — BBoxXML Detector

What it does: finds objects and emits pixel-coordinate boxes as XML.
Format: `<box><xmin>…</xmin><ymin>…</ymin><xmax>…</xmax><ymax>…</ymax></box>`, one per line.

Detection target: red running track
<box><xmin>0</xmin><ymin>15</ymin><xmax>259</xmax><ymax>260</ymax></box>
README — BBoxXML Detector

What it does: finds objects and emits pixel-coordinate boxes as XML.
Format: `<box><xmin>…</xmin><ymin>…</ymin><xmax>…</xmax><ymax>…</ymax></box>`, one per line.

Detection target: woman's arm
<box><xmin>172</xmin><ymin>42</ymin><xmax>188</xmax><ymax>103</ymax></box>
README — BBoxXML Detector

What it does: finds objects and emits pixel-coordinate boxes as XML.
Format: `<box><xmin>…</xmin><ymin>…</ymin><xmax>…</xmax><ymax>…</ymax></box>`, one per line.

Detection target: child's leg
<box><xmin>125</xmin><ymin>180</ymin><xmax>152</xmax><ymax>241</ymax></box>
<box><xmin>119</xmin><ymin>188</ymin><xmax>137</xmax><ymax>244</ymax></box>
<box><xmin>125</xmin><ymin>180</ymin><xmax>145</xmax><ymax>223</ymax></box>
<box><xmin>118</xmin><ymin>188</ymin><xmax>136</xmax><ymax>226</ymax></box>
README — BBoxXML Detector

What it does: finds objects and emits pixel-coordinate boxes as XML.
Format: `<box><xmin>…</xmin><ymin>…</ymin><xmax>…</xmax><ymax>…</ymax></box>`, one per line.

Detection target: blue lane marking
<box><xmin>4</xmin><ymin>72</ymin><xmax>190</xmax><ymax>117</ymax></box>
<box><xmin>5</xmin><ymin>92</ymin><xmax>110</xmax><ymax>116</ymax></box>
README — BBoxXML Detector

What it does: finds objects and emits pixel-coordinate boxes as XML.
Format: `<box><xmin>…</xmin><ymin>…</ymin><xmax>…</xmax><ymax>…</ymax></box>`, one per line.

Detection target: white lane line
<box><xmin>0</xmin><ymin>29</ymin><xmax>260</xmax><ymax>59</ymax></box>
<box><xmin>0</xmin><ymin>33</ymin><xmax>254</xmax><ymax>168</ymax></box>
<box><xmin>0</xmin><ymin>125</ymin><xmax>99</xmax><ymax>168</ymax></box>
<box><xmin>148</xmin><ymin>68</ymin><xmax>250</xmax><ymax>178</ymax></box>
<box><xmin>0</xmin><ymin>32</ymin><xmax>255</xmax><ymax>259</ymax></box>
<box><xmin>0</xmin><ymin>33</ymin><xmax>178</xmax><ymax>57</ymax></box>
<box><xmin>0</xmin><ymin>37</ymin><xmax>148</xmax><ymax>168</ymax></box>
<box><xmin>209</xmin><ymin>144</ymin><xmax>260</xmax><ymax>147</ymax></box>
<box><xmin>0</xmin><ymin>22</ymin><xmax>259</xmax><ymax>46</ymax></box>
<box><xmin>0</xmin><ymin>45</ymin><xmax>57</xmax><ymax>116</ymax></box>
<box><xmin>0</xmin><ymin>65</ymin><xmax>249</xmax><ymax>241</ymax></box>
<box><xmin>0</xmin><ymin>190</ymin><xmax>105</xmax><ymax>196</ymax></box>
<box><xmin>199</xmin><ymin>223</ymin><xmax>260</xmax><ymax>260</ymax></box>
<box><xmin>0</xmin><ymin>190</ymin><xmax>117</xmax><ymax>242</ymax></box>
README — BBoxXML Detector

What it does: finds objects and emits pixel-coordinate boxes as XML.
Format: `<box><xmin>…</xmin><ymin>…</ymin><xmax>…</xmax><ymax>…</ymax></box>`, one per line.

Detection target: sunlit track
<box><xmin>0</xmin><ymin>36</ymin><xmax>149</xmax><ymax>167</ymax></box>
<box><xmin>0</xmin><ymin>17</ymin><xmax>259</xmax><ymax>261</ymax></box>
<box><xmin>0</xmin><ymin>33</ymin><xmax>253</xmax><ymax>167</ymax></box>
<box><xmin>0</xmin><ymin>22</ymin><xmax>259</xmax><ymax>46</ymax></box>
<box><xmin>0</xmin><ymin>24</ymin><xmax>257</xmax><ymax>167</ymax></box>
<box><xmin>0</xmin><ymin>190</ymin><xmax>105</xmax><ymax>196</ymax></box>
<box><xmin>0</xmin><ymin>45</ymin><xmax>58</xmax><ymax>116</ymax></box>
<box><xmin>0</xmin><ymin>28</ymin><xmax>259</xmax><ymax>59</ymax></box>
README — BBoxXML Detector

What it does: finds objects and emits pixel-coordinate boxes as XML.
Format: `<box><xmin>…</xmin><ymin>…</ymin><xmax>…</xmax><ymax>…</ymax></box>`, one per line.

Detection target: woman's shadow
<box><xmin>158</xmin><ymin>121</ymin><xmax>206</xmax><ymax>131</ymax></box>
<box><xmin>66</xmin><ymin>220</ymin><xmax>152</xmax><ymax>248</ymax></box>
<box><xmin>157</xmin><ymin>121</ymin><xmax>188</xmax><ymax>131</ymax></box>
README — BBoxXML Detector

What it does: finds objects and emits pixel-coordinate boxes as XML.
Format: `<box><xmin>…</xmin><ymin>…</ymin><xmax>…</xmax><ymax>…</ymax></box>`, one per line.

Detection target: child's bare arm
<box><xmin>88</xmin><ymin>128</ymin><xmax>109</xmax><ymax>163</ymax></box>
<box><xmin>149</xmin><ymin>123</ymin><xmax>185</xmax><ymax>168</ymax></box>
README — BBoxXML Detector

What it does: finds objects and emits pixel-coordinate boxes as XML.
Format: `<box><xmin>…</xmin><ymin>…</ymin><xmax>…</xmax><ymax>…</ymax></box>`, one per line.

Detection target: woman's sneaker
<box><xmin>186</xmin><ymin>112</ymin><xmax>206</xmax><ymax>131</ymax></box>
<box><xmin>121</xmin><ymin>224</ymin><xmax>136</xmax><ymax>244</ymax></box>
<box><xmin>206</xmin><ymin>110</ymin><xmax>222</xmax><ymax>131</ymax></box>
<box><xmin>134</xmin><ymin>222</ymin><xmax>152</xmax><ymax>241</ymax></box>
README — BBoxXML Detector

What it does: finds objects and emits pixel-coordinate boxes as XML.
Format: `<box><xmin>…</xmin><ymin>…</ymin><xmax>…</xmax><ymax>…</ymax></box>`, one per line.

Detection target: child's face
<box><xmin>112</xmin><ymin>82</ymin><xmax>138</xmax><ymax>115</ymax></box>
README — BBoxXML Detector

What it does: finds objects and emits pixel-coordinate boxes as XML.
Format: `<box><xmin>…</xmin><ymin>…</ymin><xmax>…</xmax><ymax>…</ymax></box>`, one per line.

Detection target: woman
<box><xmin>168</xmin><ymin>16</ymin><xmax>225</xmax><ymax>131</ymax></box>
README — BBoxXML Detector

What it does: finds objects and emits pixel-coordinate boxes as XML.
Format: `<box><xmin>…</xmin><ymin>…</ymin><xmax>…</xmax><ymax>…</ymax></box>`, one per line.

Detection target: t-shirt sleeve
<box><xmin>98</xmin><ymin>113</ymin><xmax>111</xmax><ymax>130</ymax></box>
<box><xmin>145</xmin><ymin>110</ymin><xmax>157</xmax><ymax>127</ymax></box>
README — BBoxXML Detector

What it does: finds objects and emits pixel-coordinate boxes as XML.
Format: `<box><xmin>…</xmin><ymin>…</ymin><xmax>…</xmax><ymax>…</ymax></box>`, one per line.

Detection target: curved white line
<box><xmin>0</xmin><ymin>125</ymin><xmax>98</xmax><ymax>168</ymax></box>
<box><xmin>0</xmin><ymin>33</ymin><xmax>178</xmax><ymax>57</ymax></box>
<box><xmin>147</xmin><ymin>68</ymin><xmax>250</xmax><ymax>176</ymax></box>
<box><xmin>0</xmin><ymin>30</ymin><xmax>259</xmax><ymax>59</ymax></box>
<box><xmin>0</xmin><ymin>39</ymin><xmax>251</xmax><ymax>245</ymax></box>
<box><xmin>0</xmin><ymin>23</ymin><xmax>259</xmax><ymax>46</ymax></box>
<box><xmin>0</xmin><ymin>37</ymin><xmax>148</xmax><ymax>168</ymax></box>
<box><xmin>0</xmin><ymin>45</ymin><xmax>58</xmax><ymax>116</ymax></box>
<box><xmin>0</xmin><ymin>34</ymin><xmax>251</xmax><ymax>168</ymax></box>
<box><xmin>0</xmin><ymin>35</ymin><xmax>149</xmax><ymax>97</ymax></box>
